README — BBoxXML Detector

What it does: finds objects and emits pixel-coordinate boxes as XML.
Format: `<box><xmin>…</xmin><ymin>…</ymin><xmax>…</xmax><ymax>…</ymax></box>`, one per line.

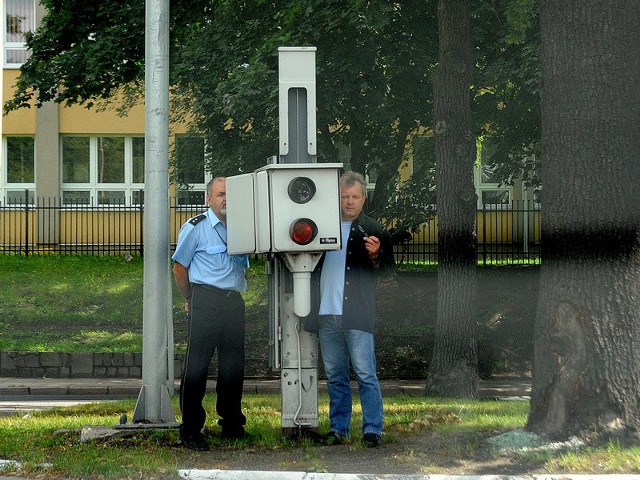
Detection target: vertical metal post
<box><xmin>481</xmin><ymin>204</ymin><xmax>487</xmax><ymax>266</ymax></box>
<box><xmin>276</xmin><ymin>47</ymin><xmax>319</xmax><ymax>435</ymax></box>
<box><xmin>132</xmin><ymin>0</ymin><xmax>176</xmax><ymax>424</ymax></box>
<box><xmin>138</xmin><ymin>189</ymin><xmax>144</xmax><ymax>257</ymax></box>
<box><xmin>24</xmin><ymin>194</ymin><xmax>30</xmax><ymax>256</ymax></box>
<box><xmin>267</xmin><ymin>255</ymin><xmax>280</xmax><ymax>370</ymax></box>
<box><xmin>522</xmin><ymin>187</ymin><xmax>530</xmax><ymax>256</ymax></box>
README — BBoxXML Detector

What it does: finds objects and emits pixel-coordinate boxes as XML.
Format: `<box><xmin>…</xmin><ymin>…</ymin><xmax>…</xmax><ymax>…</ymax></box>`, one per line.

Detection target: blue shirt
<box><xmin>318</xmin><ymin>221</ymin><xmax>351</xmax><ymax>315</ymax></box>
<box><xmin>172</xmin><ymin>209</ymin><xmax>249</xmax><ymax>292</ymax></box>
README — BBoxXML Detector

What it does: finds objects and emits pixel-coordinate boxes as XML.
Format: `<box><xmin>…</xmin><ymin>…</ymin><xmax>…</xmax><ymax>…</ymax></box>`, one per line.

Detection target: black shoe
<box><xmin>362</xmin><ymin>432</ymin><xmax>381</xmax><ymax>448</ymax></box>
<box><xmin>179</xmin><ymin>427</ymin><xmax>209</xmax><ymax>451</ymax></box>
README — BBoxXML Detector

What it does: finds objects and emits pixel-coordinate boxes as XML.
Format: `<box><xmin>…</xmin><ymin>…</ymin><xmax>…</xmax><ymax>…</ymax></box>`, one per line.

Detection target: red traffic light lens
<box><xmin>290</xmin><ymin>218</ymin><xmax>318</xmax><ymax>245</ymax></box>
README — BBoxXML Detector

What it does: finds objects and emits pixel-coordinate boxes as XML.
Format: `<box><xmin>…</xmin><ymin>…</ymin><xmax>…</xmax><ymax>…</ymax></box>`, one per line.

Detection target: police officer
<box><xmin>172</xmin><ymin>176</ymin><xmax>249</xmax><ymax>451</ymax></box>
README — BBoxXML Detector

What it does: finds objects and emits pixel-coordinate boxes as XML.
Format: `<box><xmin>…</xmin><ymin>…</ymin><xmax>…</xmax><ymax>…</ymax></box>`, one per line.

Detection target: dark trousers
<box><xmin>180</xmin><ymin>283</ymin><xmax>246</xmax><ymax>435</ymax></box>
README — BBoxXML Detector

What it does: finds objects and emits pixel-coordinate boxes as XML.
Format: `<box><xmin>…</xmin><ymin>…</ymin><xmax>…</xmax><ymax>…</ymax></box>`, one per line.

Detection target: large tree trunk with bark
<box><xmin>527</xmin><ymin>0</ymin><xmax>640</xmax><ymax>441</ymax></box>
<box><xmin>425</xmin><ymin>0</ymin><xmax>478</xmax><ymax>397</ymax></box>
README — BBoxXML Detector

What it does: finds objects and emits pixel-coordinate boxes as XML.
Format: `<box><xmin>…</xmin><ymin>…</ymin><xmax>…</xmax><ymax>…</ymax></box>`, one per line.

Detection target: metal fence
<box><xmin>1</xmin><ymin>197</ymin><xmax>540</xmax><ymax>265</ymax></box>
<box><xmin>395</xmin><ymin>200</ymin><xmax>541</xmax><ymax>265</ymax></box>
<box><xmin>0</xmin><ymin>195</ymin><xmax>201</xmax><ymax>257</ymax></box>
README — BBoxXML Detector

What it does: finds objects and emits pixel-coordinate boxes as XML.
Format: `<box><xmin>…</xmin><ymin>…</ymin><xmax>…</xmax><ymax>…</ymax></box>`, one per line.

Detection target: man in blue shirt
<box><xmin>172</xmin><ymin>176</ymin><xmax>250</xmax><ymax>451</ymax></box>
<box><xmin>309</xmin><ymin>171</ymin><xmax>395</xmax><ymax>448</ymax></box>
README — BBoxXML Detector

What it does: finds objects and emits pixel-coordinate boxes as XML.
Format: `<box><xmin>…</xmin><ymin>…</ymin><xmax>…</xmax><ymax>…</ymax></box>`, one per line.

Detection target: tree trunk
<box><xmin>425</xmin><ymin>0</ymin><xmax>478</xmax><ymax>397</ymax></box>
<box><xmin>527</xmin><ymin>0</ymin><xmax>640</xmax><ymax>440</ymax></box>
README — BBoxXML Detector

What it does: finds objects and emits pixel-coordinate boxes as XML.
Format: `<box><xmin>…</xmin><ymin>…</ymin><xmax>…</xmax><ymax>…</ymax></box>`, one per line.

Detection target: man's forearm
<box><xmin>173</xmin><ymin>262</ymin><xmax>191</xmax><ymax>300</ymax></box>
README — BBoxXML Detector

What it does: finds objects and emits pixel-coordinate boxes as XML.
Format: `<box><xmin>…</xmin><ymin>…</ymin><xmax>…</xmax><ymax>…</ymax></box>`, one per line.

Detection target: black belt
<box><xmin>192</xmin><ymin>283</ymin><xmax>240</xmax><ymax>298</ymax></box>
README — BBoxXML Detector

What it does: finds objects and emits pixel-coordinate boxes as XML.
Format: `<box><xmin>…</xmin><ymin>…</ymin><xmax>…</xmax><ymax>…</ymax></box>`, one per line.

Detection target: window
<box><xmin>480</xmin><ymin>189</ymin><xmax>510</xmax><ymax>206</ymax></box>
<box><xmin>62</xmin><ymin>137</ymin><xmax>90</xmax><ymax>183</ymax></box>
<box><xmin>1</xmin><ymin>136</ymin><xmax>35</xmax><ymax>205</ymax></box>
<box><xmin>61</xmin><ymin>136</ymin><xmax>145</xmax><ymax>206</ymax></box>
<box><xmin>131</xmin><ymin>137</ymin><xmax>145</xmax><ymax>205</ymax></box>
<box><xmin>174</xmin><ymin>135</ymin><xmax>210</xmax><ymax>206</ymax></box>
<box><xmin>365</xmin><ymin>166</ymin><xmax>377</xmax><ymax>201</ymax></box>
<box><xmin>475</xmin><ymin>162</ymin><xmax>511</xmax><ymax>209</ymax></box>
<box><xmin>97</xmin><ymin>137</ymin><xmax>125</xmax><ymax>183</ymax></box>
<box><xmin>325</xmin><ymin>141</ymin><xmax>378</xmax><ymax>200</ymax></box>
<box><xmin>532</xmin><ymin>188</ymin><xmax>541</xmax><ymax>210</ymax></box>
<box><xmin>3</xmin><ymin>0</ymin><xmax>34</xmax><ymax>67</ymax></box>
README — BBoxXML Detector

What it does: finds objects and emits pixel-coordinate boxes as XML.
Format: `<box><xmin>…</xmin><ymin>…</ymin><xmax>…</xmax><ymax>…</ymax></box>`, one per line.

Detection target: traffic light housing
<box><xmin>226</xmin><ymin>163</ymin><xmax>342</xmax><ymax>255</ymax></box>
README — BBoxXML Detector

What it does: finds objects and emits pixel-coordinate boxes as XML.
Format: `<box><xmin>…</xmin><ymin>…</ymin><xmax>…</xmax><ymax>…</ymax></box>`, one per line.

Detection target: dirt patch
<box><xmin>171</xmin><ymin>426</ymin><xmax>564</xmax><ymax>476</ymax></box>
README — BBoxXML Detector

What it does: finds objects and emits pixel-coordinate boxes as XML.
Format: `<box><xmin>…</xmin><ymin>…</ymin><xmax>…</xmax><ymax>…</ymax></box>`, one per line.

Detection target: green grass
<box><xmin>0</xmin><ymin>254</ymin><xmax>538</xmax><ymax>377</ymax></box>
<box><xmin>0</xmin><ymin>395</ymin><xmax>523</xmax><ymax>479</ymax></box>
<box><xmin>0</xmin><ymin>255</ymin><xmax>268</xmax><ymax>353</ymax></box>
<box><xmin>0</xmin><ymin>255</ymin><xmax>143</xmax><ymax>320</ymax></box>
<box><xmin>0</xmin><ymin>255</ymin><xmax>145</xmax><ymax>351</ymax></box>
<box><xmin>1</xmin><ymin>395</ymin><xmax>638</xmax><ymax>478</ymax></box>
<box><xmin>554</xmin><ymin>439</ymin><xmax>640</xmax><ymax>472</ymax></box>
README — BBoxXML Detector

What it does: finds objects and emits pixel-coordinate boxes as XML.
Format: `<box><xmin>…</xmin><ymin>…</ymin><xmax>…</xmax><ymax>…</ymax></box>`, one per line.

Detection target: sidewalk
<box><xmin>0</xmin><ymin>375</ymin><xmax>531</xmax><ymax>398</ymax></box>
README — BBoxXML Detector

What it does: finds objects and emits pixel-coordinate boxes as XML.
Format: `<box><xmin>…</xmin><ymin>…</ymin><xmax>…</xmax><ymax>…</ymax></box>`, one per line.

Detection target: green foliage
<box><xmin>472</xmin><ymin>0</ymin><xmax>541</xmax><ymax>188</ymax></box>
<box><xmin>4</xmin><ymin>0</ymin><xmax>542</xmax><ymax>245</ymax></box>
<box><xmin>380</xmin><ymin>134</ymin><xmax>437</xmax><ymax>234</ymax></box>
<box><xmin>170</xmin><ymin>0</ymin><xmax>440</xmax><ymax>217</ymax></box>
<box><xmin>3</xmin><ymin>0</ymin><xmax>210</xmax><ymax>112</ymax></box>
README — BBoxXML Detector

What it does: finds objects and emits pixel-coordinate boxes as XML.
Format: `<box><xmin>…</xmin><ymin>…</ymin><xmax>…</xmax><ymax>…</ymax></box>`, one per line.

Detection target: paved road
<box><xmin>0</xmin><ymin>395</ymin><xmax>130</xmax><ymax>416</ymax></box>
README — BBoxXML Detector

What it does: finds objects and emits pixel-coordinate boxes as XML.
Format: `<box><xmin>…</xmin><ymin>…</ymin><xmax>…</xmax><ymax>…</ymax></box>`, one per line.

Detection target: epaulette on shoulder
<box><xmin>189</xmin><ymin>214</ymin><xmax>207</xmax><ymax>226</ymax></box>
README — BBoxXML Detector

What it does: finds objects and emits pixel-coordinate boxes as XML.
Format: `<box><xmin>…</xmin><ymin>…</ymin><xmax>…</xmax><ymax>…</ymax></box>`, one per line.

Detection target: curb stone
<box><xmin>177</xmin><ymin>471</ymin><xmax>640</xmax><ymax>480</ymax></box>
<box><xmin>0</xmin><ymin>376</ymin><xmax>532</xmax><ymax>398</ymax></box>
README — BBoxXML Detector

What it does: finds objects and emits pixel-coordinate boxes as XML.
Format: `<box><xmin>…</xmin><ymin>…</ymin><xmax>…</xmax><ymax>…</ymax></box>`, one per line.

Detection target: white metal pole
<box><xmin>132</xmin><ymin>0</ymin><xmax>176</xmax><ymax>424</ymax></box>
<box><xmin>277</xmin><ymin>47</ymin><xmax>319</xmax><ymax>434</ymax></box>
